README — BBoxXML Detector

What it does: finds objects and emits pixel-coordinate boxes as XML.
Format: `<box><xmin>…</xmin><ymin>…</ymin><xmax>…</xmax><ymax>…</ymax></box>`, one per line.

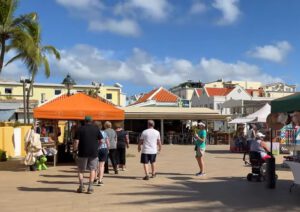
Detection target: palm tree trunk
<box><xmin>26</xmin><ymin>83</ymin><xmax>32</xmax><ymax>124</ymax></box>
<box><xmin>26</xmin><ymin>73</ymin><xmax>35</xmax><ymax>124</ymax></box>
<box><xmin>0</xmin><ymin>35</ymin><xmax>6</xmax><ymax>73</ymax></box>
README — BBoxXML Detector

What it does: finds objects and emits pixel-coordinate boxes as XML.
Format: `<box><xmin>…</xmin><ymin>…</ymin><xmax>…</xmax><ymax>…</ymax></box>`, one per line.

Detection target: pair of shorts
<box><xmin>77</xmin><ymin>157</ymin><xmax>98</xmax><ymax>171</ymax></box>
<box><xmin>195</xmin><ymin>147</ymin><xmax>205</xmax><ymax>157</ymax></box>
<box><xmin>140</xmin><ymin>153</ymin><xmax>156</xmax><ymax>164</ymax></box>
<box><xmin>98</xmin><ymin>148</ymin><xmax>108</xmax><ymax>162</ymax></box>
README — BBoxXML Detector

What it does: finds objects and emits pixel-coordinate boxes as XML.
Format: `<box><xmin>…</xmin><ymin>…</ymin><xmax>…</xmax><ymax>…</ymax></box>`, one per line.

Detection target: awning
<box><xmin>246</xmin><ymin>103</ymin><xmax>270</xmax><ymax>123</ymax></box>
<box><xmin>0</xmin><ymin>110</ymin><xmax>15</xmax><ymax>121</ymax></box>
<box><xmin>123</xmin><ymin>107</ymin><xmax>228</xmax><ymax>120</ymax></box>
<box><xmin>34</xmin><ymin>93</ymin><xmax>124</xmax><ymax>120</ymax></box>
<box><xmin>271</xmin><ymin>92</ymin><xmax>300</xmax><ymax>113</ymax></box>
<box><xmin>228</xmin><ymin>117</ymin><xmax>256</xmax><ymax>124</ymax></box>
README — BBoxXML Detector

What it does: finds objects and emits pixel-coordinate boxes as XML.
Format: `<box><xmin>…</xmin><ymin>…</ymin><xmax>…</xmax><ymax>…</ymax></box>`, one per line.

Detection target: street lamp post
<box><xmin>20</xmin><ymin>77</ymin><xmax>31</xmax><ymax>124</ymax></box>
<box><xmin>62</xmin><ymin>74</ymin><xmax>76</xmax><ymax>146</ymax></box>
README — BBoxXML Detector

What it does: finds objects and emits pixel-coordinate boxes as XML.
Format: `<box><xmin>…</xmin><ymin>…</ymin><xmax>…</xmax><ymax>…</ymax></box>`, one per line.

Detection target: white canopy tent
<box><xmin>228</xmin><ymin>103</ymin><xmax>271</xmax><ymax>124</ymax></box>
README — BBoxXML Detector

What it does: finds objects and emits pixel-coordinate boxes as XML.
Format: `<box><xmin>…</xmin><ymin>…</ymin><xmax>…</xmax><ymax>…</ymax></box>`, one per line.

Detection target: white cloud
<box><xmin>0</xmin><ymin>51</ymin><xmax>27</xmax><ymax>81</ymax></box>
<box><xmin>124</xmin><ymin>0</ymin><xmax>171</xmax><ymax>21</ymax></box>
<box><xmin>56</xmin><ymin>0</ymin><xmax>102</xmax><ymax>10</ymax></box>
<box><xmin>56</xmin><ymin>0</ymin><xmax>171</xmax><ymax>36</ymax></box>
<box><xmin>48</xmin><ymin>44</ymin><xmax>281</xmax><ymax>87</ymax></box>
<box><xmin>212</xmin><ymin>0</ymin><xmax>241</xmax><ymax>25</ymax></box>
<box><xmin>89</xmin><ymin>19</ymin><xmax>140</xmax><ymax>36</ymax></box>
<box><xmin>247</xmin><ymin>41</ymin><xmax>292</xmax><ymax>63</ymax></box>
<box><xmin>190</xmin><ymin>0</ymin><xmax>207</xmax><ymax>15</ymax></box>
<box><xmin>197</xmin><ymin>58</ymin><xmax>282</xmax><ymax>83</ymax></box>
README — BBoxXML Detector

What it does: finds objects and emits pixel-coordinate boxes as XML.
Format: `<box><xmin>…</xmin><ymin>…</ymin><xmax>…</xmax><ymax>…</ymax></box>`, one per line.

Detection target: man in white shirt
<box><xmin>138</xmin><ymin>120</ymin><xmax>162</xmax><ymax>180</ymax></box>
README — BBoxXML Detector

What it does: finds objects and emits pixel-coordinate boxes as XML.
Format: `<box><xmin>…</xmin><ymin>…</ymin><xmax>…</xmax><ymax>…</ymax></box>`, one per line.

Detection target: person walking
<box><xmin>74</xmin><ymin>116</ymin><xmax>103</xmax><ymax>194</ymax></box>
<box><xmin>138</xmin><ymin>120</ymin><xmax>162</xmax><ymax>180</ymax></box>
<box><xmin>116</xmin><ymin>124</ymin><xmax>129</xmax><ymax>171</ymax></box>
<box><xmin>104</xmin><ymin>121</ymin><xmax>118</xmax><ymax>174</ymax></box>
<box><xmin>94</xmin><ymin>121</ymin><xmax>109</xmax><ymax>186</ymax></box>
<box><xmin>194</xmin><ymin>122</ymin><xmax>207</xmax><ymax>177</ymax></box>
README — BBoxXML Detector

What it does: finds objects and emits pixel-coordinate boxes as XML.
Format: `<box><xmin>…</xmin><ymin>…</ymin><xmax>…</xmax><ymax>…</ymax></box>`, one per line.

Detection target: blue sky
<box><xmin>2</xmin><ymin>0</ymin><xmax>300</xmax><ymax>95</ymax></box>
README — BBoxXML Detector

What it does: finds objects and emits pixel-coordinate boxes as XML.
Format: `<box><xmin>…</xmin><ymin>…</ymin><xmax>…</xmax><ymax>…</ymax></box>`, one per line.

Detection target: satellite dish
<box><xmin>266</xmin><ymin>113</ymin><xmax>284</xmax><ymax>130</ymax></box>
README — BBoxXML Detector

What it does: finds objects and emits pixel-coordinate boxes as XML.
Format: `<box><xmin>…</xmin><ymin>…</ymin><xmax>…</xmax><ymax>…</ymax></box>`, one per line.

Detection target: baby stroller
<box><xmin>243</xmin><ymin>151</ymin><xmax>267</xmax><ymax>182</ymax></box>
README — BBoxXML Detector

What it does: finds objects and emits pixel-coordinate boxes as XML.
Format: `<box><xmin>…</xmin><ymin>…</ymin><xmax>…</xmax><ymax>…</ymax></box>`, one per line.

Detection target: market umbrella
<box><xmin>271</xmin><ymin>92</ymin><xmax>300</xmax><ymax>113</ymax></box>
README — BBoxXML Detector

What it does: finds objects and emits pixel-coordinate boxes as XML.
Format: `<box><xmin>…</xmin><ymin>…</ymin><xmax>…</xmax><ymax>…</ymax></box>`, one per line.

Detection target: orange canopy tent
<box><xmin>34</xmin><ymin>93</ymin><xmax>124</xmax><ymax>120</ymax></box>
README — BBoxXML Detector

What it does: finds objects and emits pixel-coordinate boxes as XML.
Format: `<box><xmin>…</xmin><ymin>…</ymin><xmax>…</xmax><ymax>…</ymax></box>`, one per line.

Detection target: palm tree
<box><xmin>0</xmin><ymin>0</ymin><xmax>37</xmax><ymax>72</ymax></box>
<box><xmin>6</xmin><ymin>16</ymin><xmax>60</xmax><ymax>123</ymax></box>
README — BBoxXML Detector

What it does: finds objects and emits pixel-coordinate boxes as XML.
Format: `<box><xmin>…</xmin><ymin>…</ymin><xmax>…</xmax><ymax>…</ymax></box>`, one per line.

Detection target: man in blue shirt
<box><xmin>194</xmin><ymin>122</ymin><xmax>207</xmax><ymax>176</ymax></box>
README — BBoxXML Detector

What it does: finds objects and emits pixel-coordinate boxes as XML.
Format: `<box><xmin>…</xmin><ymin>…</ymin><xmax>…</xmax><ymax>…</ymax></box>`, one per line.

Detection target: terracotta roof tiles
<box><xmin>206</xmin><ymin>88</ymin><xmax>234</xmax><ymax>96</ymax></box>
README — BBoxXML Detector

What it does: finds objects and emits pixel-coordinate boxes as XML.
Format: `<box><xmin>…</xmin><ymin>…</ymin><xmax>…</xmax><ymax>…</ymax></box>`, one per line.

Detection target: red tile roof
<box><xmin>206</xmin><ymin>88</ymin><xmax>234</xmax><ymax>96</ymax></box>
<box><xmin>195</xmin><ymin>89</ymin><xmax>203</xmax><ymax>96</ymax></box>
<box><xmin>153</xmin><ymin>88</ymin><xmax>179</xmax><ymax>102</ymax></box>
<box><xmin>132</xmin><ymin>87</ymin><xmax>179</xmax><ymax>105</ymax></box>
<box><xmin>246</xmin><ymin>89</ymin><xmax>259</xmax><ymax>96</ymax></box>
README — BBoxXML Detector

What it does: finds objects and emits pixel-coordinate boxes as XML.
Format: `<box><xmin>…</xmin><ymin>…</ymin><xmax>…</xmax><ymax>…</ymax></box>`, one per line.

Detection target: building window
<box><xmin>106</xmin><ymin>93</ymin><xmax>112</xmax><ymax>100</ymax></box>
<box><xmin>54</xmin><ymin>90</ymin><xmax>61</xmax><ymax>95</ymax></box>
<box><xmin>5</xmin><ymin>88</ymin><xmax>12</xmax><ymax>94</ymax></box>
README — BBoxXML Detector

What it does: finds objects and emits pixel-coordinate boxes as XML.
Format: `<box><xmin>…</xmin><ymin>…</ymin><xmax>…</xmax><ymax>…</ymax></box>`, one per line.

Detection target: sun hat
<box><xmin>198</xmin><ymin>122</ymin><xmax>205</xmax><ymax>127</ymax></box>
<box><xmin>85</xmin><ymin>116</ymin><xmax>93</xmax><ymax>121</ymax></box>
<box><xmin>256</xmin><ymin>132</ymin><xmax>265</xmax><ymax>138</ymax></box>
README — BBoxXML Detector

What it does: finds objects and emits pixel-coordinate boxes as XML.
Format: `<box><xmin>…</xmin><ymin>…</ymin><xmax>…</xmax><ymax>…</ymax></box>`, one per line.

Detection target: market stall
<box><xmin>270</xmin><ymin>93</ymin><xmax>300</xmax><ymax>190</ymax></box>
<box><xmin>33</xmin><ymin>93</ymin><xmax>125</xmax><ymax>164</ymax></box>
<box><xmin>229</xmin><ymin>103</ymin><xmax>272</xmax><ymax>152</ymax></box>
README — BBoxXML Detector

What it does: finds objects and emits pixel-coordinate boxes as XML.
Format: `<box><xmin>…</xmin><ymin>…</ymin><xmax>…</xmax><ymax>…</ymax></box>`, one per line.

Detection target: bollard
<box><xmin>266</xmin><ymin>157</ymin><xmax>276</xmax><ymax>189</ymax></box>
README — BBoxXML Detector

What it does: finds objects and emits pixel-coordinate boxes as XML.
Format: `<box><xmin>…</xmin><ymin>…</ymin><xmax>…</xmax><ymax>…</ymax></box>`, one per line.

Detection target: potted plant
<box><xmin>0</xmin><ymin>149</ymin><xmax>7</xmax><ymax>162</ymax></box>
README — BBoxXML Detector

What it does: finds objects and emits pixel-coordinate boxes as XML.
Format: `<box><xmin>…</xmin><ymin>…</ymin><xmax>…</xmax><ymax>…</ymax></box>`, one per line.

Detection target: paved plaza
<box><xmin>0</xmin><ymin>145</ymin><xmax>300</xmax><ymax>212</ymax></box>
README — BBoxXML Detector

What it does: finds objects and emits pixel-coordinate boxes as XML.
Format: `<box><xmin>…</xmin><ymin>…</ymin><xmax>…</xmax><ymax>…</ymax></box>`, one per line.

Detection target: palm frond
<box><xmin>42</xmin><ymin>56</ymin><xmax>50</xmax><ymax>78</ymax></box>
<box><xmin>4</xmin><ymin>52</ymin><xmax>23</xmax><ymax>66</ymax></box>
<box><xmin>42</xmin><ymin>45</ymin><xmax>61</xmax><ymax>60</ymax></box>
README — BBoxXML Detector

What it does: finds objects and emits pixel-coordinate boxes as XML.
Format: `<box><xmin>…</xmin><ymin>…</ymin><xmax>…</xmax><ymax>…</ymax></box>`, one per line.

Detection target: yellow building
<box><xmin>205</xmin><ymin>79</ymin><xmax>263</xmax><ymax>90</ymax></box>
<box><xmin>0</xmin><ymin>80</ymin><xmax>126</xmax><ymax>107</ymax></box>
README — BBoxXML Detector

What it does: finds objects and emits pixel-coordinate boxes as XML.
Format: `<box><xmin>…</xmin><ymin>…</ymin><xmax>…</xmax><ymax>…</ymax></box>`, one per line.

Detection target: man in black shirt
<box><xmin>74</xmin><ymin>116</ymin><xmax>103</xmax><ymax>194</ymax></box>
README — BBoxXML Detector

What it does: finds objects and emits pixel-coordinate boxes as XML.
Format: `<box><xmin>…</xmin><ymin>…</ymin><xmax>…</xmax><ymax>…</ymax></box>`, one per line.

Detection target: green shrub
<box><xmin>0</xmin><ymin>149</ymin><xmax>7</xmax><ymax>161</ymax></box>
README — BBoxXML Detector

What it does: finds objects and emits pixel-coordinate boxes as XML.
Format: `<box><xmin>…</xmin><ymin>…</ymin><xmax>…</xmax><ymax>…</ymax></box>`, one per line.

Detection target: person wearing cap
<box><xmin>194</xmin><ymin>122</ymin><xmax>207</xmax><ymax>176</ymax></box>
<box><xmin>74</xmin><ymin>116</ymin><xmax>103</xmax><ymax>194</ymax></box>
<box><xmin>250</xmin><ymin>132</ymin><xmax>271</xmax><ymax>160</ymax></box>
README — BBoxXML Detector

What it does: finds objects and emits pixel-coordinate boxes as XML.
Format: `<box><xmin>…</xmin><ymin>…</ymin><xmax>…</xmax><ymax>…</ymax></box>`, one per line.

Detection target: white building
<box><xmin>130</xmin><ymin>87</ymin><xmax>180</xmax><ymax>107</ymax></box>
<box><xmin>191</xmin><ymin>85</ymin><xmax>260</xmax><ymax>114</ymax></box>
<box><xmin>261</xmin><ymin>82</ymin><xmax>296</xmax><ymax>98</ymax></box>
<box><xmin>169</xmin><ymin>81</ymin><xmax>204</xmax><ymax>100</ymax></box>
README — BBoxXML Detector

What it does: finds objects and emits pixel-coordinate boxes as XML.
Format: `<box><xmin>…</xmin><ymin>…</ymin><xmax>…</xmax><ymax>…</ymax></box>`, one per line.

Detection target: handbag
<box><xmin>24</xmin><ymin>152</ymin><xmax>36</xmax><ymax>166</ymax></box>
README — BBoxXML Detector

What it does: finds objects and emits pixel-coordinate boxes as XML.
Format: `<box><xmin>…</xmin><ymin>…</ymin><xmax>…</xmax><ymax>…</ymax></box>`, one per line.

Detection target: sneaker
<box><xmin>93</xmin><ymin>179</ymin><xmax>99</xmax><ymax>185</ymax></box>
<box><xmin>76</xmin><ymin>186</ymin><xmax>86</xmax><ymax>193</ymax></box>
<box><xmin>98</xmin><ymin>181</ymin><xmax>104</xmax><ymax>186</ymax></box>
<box><xmin>143</xmin><ymin>175</ymin><xmax>150</xmax><ymax>180</ymax></box>
<box><xmin>196</xmin><ymin>172</ymin><xmax>206</xmax><ymax>177</ymax></box>
<box><xmin>121</xmin><ymin>168</ymin><xmax>126</xmax><ymax>171</ymax></box>
<box><xmin>151</xmin><ymin>173</ymin><xmax>157</xmax><ymax>178</ymax></box>
<box><xmin>87</xmin><ymin>187</ymin><xmax>94</xmax><ymax>194</ymax></box>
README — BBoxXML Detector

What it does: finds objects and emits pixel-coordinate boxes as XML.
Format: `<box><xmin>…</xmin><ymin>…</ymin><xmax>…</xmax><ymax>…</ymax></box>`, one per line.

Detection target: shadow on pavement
<box><xmin>40</xmin><ymin>174</ymin><xmax>75</xmax><ymax>178</ymax></box>
<box><xmin>17</xmin><ymin>186</ymin><xmax>76</xmax><ymax>193</ymax></box>
<box><xmin>0</xmin><ymin>160</ymin><xmax>27</xmax><ymax>172</ymax></box>
<box><xmin>205</xmin><ymin>150</ymin><xmax>233</xmax><ymax>154</ymax></box>
<box><xmin>106</xmin><ymin>175</ymin><xmax>140</xmax><ymax>180</ymax></box>
<box><xmin>114</xmin><ymin>176</ymin><xmax>300</xmax><ymax>211</ymax></box>
<box><xmin>37</xmin><ymin>180</ymin><xmax>78</xmax><ymax>185</ymax></box>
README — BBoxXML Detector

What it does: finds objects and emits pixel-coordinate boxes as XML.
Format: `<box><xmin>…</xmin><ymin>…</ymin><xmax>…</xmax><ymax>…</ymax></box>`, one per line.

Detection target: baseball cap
<box><xmin>256</xmin><ymin>132</ymin><xmax>265</xmax><ymax>138</ymax></box>
<box><xmin>85</xmin><ymin>116</ymin><xmax>93</xmax><ymax>121</ymax></box>
<box><xmin>198</xmin><ymin>122</ymin><xmax>205</xmax><ymax>127</ymax></box>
